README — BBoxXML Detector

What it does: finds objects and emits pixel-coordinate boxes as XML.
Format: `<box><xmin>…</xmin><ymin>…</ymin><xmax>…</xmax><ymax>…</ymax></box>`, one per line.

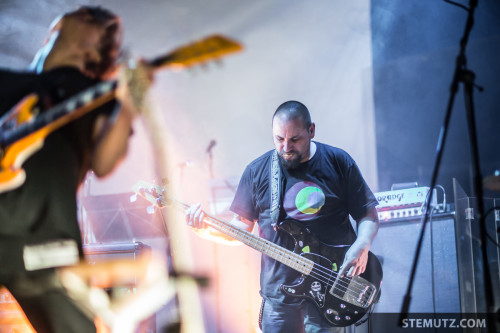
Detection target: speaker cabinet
<box><xmin>370</xmin><ymin>213</ymin><xmax>460</xmax><ymax>313</ymax></box>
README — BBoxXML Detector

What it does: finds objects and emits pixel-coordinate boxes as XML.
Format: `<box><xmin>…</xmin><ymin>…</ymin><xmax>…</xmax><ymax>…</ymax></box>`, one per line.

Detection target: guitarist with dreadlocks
<box><xmin>187</xmin><ymin>101</ymin><xmax>380</xmax><ymax>333</ymax></box>
<box><xmin>0</xmin><ymin>6</ymin><xmax>153</xmax><ymax>333</ymax></box>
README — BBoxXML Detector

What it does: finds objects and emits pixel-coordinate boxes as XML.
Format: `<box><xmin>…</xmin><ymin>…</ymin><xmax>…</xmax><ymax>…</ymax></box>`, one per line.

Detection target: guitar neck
<box><xmin>174</xmin><ymin>200</ymin><xmax>314</xmax><ymax>275</ymax></box>
<box><xmin>147</xmin><ymin>34</ymin><xmax>242</xmax><ymax>70</ymax></box>
<box><xmin>1</xmin><ymin>81</ymin><xmax>117</xmax><ymax>148</ymax></box>
<box><xmin>1</xmin><ymin>34</ymin><xmax>242</xmax><ymax>150</ymax></box>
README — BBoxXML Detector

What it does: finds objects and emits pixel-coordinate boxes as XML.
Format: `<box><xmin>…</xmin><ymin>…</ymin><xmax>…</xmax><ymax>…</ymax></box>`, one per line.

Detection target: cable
<box><xmin>427</xmin><ymin>186</ymin><xmax>441</xmax><ymax>330</ymax></box>
<box><xmin>435</xmin><ymin>185</ymin><xmax>447</xmax><ymax>212</ymax></box>
<box><xmin>428</xmin><ymin>209</ymin><xmax>437</xmax><ymax>316</ymax></box>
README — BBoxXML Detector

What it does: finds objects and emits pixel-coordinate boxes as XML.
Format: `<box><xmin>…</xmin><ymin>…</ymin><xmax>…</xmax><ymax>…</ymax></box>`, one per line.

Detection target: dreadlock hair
<box><xmin>66</xmin><ymin>6</ymin><xmax>122</xmax><ymax>79</ymax></box>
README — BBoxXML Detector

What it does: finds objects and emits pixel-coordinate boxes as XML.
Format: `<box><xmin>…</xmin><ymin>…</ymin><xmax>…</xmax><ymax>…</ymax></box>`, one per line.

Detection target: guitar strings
<box><xmin>184</xmin><ymin>203</ymin><xmax>371</xmax><ymax>302</ymax></box>
<box><xmin>191</xmin><ymin>206</ymin><xmax>370</xmax><ymax>303</ymax></box>
<box><xmin>154</xmin><ymin>194</ymin><xmax>373</xmax><ymax>304</ymax></box>
<box><xmin>206</xmin><ymin>216</ymin><xmax>373</xmax><ymax>303</ymax></box>
<box><xmin>251</xmin><ymin>236</ymin><xmax>372</xmax><ymax>302</ymax></box>
<box><xmin>208</xmin><ymin>215</ymin><xmax>369</xmax><ymax>293</ymax></box>
<box><xmin>256</xmin><ymin>241</ymin><xmax>372</xmax><ymax>304</ymax></box>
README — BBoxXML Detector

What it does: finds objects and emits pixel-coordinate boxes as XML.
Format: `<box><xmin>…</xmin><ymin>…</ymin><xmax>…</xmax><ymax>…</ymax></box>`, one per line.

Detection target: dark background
<box><xmin>371</xmin><ymin>0</ymin><xmax>500</xmax><ymax>203</ymax></box>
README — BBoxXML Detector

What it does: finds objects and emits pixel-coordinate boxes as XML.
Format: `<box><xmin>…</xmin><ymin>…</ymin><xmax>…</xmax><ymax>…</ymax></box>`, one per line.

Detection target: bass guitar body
<box><xmin>278</xmin><ymin>219</ymin><xmax>383</xmax><ymax>327</ymax></box>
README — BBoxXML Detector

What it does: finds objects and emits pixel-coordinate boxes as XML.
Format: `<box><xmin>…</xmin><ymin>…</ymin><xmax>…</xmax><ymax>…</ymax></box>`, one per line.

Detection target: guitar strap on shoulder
<box><xmin>270</xmin><ymin>150</ymin><xmax>281</xmax><ymax>229</ymax></box>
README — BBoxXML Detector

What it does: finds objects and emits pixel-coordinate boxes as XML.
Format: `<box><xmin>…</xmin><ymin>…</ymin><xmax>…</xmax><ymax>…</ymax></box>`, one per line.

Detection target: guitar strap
<box><xmin>270</xmin><ymin>150</ymin><xmax>281</xmax><ymax>229</ymax></box>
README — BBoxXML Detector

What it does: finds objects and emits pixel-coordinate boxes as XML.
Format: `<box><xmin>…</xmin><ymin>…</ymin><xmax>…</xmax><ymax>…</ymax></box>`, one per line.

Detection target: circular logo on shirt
<box><xmin>283</xmin><ymin>181</ymin><xmax>325</xmax><ymax>221</ymax></box>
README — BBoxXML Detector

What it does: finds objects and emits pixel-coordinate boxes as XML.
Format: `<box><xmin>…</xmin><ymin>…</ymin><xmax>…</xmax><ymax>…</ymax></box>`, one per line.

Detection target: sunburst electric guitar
<box><xmin>0</xmin><ymin>35</ymin><xmax>242</xmax><ymax>194</ymax></box>
<box><xmin>133</xmin><ymin>180</ymin><xmax>383</xmax><ymax>327</ymax></box>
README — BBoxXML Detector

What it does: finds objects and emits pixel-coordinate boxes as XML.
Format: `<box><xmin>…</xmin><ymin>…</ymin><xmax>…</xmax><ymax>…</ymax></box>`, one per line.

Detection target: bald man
<box><xmin>187</xmin><ymin>101</ymin><xmax>379</xmax><ymax>333</ymax></box>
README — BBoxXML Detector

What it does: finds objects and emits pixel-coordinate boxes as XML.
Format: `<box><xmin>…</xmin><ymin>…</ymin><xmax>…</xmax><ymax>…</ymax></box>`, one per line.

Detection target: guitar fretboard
<box><xmin>174</xmin><ymin>200</ymin><xmax>314</xmax><ymax>275</ymax></box>
<box><xmin>1</xmin><ymin>81</ymin><xmax>117</xmax><ymax>147</ymax></box>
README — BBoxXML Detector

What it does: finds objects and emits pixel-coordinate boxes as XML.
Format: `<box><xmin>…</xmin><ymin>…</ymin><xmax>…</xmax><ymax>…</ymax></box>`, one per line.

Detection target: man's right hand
<box><xmin>185</xmin><ymin>203</ymin><xmax>206</xmax><ymax>229</ymax></box>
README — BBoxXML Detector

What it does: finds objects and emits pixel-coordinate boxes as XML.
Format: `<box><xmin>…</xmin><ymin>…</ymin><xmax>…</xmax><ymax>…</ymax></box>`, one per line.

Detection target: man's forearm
<box><xmin>338</xmin><ymin>208</ymin><xmax>379</xmax><ymax>276</ymax></box>
<box><xmin>355</xmin><ymin>208</ymin><xmax>379</xmax><ymax>248</ymax></box>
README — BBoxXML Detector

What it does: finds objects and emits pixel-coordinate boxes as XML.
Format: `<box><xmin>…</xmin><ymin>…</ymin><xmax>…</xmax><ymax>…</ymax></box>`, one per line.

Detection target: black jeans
<box><xmin>260</xmin><ymin>298</ymin><xmax>346</xmax><ymax>333</ymax></box>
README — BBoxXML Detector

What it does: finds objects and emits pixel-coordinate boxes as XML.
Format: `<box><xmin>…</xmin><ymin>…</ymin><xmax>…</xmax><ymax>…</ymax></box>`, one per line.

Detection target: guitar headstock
<box><xmin>148</xmin><ymin>34</ymin><xmax>243</xmax><ymax>70</ymax></box>
<box><xmin>132</xmin><ymin>180</ymin><xmax>169</xmax><ymax>208</ymax></box>
<box><xmin>125</xmin><ymin>34</ymin><xmax>242</xmax><ymax>113</ymax></box>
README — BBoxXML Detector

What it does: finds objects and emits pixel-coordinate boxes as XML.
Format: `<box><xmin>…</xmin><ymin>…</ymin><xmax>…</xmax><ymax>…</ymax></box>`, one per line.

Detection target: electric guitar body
<box><xmin>277</xmin><ymin>218</ymin><xmax>382</xmax><ymax>327</ymax></box>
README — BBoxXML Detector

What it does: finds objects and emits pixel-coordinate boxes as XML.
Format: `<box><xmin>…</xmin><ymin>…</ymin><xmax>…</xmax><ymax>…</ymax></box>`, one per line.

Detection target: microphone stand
<box><xmin>205</xmin><ymin>140</ymin><xmax>222</xmax><ymax>333</ymax></box>
<box><xmin>399</xmin><ymin>0</ymin><xmax>496</xmax><ymax>330</ymax></box>
<box><xmin>207</xmin><ymin>142</ymin><xmax>215</xmax><ymax>179</ymax></box>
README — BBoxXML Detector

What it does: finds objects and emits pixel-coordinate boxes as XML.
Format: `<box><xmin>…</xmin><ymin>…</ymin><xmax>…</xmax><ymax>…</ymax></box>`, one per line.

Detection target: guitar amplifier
<box><xmin>83</xmin><ymin>241</ymin><xmax>151</xmax><ymax>265</ymax></box>
<box><xmin>82</xmin><ymin>241</ymin><xmax>156</xmax><ymax>333</ymax></box>
<box><xmin>374</xmin><ymin>186</ymin><xmax>438</xmax><ymax>222</ymax></box>
<box><xmin>83</xmin><ymin>241</ymin><xmax>152</xmax><ymax>289</ymax></box>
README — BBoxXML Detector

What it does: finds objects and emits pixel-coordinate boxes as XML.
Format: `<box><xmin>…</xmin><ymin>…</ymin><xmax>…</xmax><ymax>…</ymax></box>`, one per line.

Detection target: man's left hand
<box><xmin>338</xmin><ymin>208</ymin><xmax>379</xmax><ymax>278</ymax></box>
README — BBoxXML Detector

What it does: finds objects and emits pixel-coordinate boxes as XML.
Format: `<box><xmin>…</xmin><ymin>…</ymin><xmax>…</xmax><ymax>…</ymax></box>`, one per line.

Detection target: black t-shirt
<box><xmin>230</xmin><ymin>142</ymin><xmax>378</xmax><ymax>303</ymax></box>
<box><xmin>0</xmin><ymin>67</ymin><xmax>117</xmax><ymax>282</ymax></box>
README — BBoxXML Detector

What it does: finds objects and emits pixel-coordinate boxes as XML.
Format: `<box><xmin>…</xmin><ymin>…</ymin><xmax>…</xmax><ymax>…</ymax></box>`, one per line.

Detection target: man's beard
<box><xmin>278</xmin><ymin>151</ymin><xmax>304</xmax><ymax>170</ymax></box>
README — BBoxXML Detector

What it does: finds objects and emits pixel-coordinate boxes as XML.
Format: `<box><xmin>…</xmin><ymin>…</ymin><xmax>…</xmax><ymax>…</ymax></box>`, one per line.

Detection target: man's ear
<box><xmin>309</xmin><ymin>123</ymin><xmax>316</xmax><ymax>139</ymax></box>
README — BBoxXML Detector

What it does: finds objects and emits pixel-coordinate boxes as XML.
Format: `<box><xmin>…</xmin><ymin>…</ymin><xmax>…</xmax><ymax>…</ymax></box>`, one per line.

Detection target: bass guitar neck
<box><xmin>133</xmin><ymin>181</ymin><xmax>383</xmax><ymax>327</ymax></box>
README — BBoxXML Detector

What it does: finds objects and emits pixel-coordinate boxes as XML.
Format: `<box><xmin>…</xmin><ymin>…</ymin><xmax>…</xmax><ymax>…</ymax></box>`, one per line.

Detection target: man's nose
<box><xmin>283</xmin><ymin>140</ymin><xmax>292</xmax><ymax>152</ymax></box>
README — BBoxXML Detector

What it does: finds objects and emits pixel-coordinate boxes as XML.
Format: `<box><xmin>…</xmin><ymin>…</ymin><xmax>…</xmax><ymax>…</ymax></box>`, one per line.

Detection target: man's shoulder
<box><xmin>0</xmin><ymin>68</ymin><xmax>34</xmax><ymax>81</ymax></box>
<box><xmin>316</xmin><ymin>142</ymin><xmax>352</xmax><ymax>159</ymax></box>
<box><xmin>0</xmin><ymin>66</ymin><xmax>92</xmax><ymax>91</ymax></box>
<box><xmin>246</xmin><ymin>149</ymin><xmax>274</xmax><ymax>169</ymax></box>
<box><xmin>238</xmin><ymin>149</ymin><xmax>275</xmax><ymax>182</ymax></box>
<box><xmin>43</xmin><ymin>66</ymin><xmax>96</xmax><ymax>86</ymax></box>
<box><xmin>0</xmin><ymin>69</ymin><xmax>39</xmax><ymax>114</ymax></box>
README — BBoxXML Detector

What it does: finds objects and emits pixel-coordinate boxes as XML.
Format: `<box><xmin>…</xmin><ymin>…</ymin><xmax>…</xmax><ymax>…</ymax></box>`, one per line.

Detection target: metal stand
<box><xmin>399</xmin><ymin>0</ymin><xmax>496</xmax><ymax>330</ymax></box>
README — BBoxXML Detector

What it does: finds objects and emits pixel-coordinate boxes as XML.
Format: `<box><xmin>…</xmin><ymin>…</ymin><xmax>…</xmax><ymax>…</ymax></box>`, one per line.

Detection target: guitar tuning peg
<box><xmin>146</xmin><ymin>205</ymin><xmax>155</xmax><ymax>214</ymax></box>
<box><xmin>150</xmin><ymin>186</ymin><xmax>157</xmax><ymax>196</ymax></box>
<box><xmin>130</xmin><ymin>194</ymin><xmax>138</xmax><ymax>202</ymax></box>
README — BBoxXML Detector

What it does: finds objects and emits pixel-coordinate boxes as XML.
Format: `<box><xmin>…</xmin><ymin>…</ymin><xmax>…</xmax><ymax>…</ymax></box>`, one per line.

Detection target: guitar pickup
<box><xmin>329</xmin><ymin>275</ymin><xmax>377</xmax><ymax>309</ymax></box>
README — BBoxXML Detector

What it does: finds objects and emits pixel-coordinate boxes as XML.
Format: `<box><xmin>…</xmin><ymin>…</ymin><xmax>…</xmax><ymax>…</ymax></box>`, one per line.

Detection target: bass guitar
<box><xmin>132</xmin><ymin>180</ymin><xmax>383</xmax><ymax>327</ymax></box>
<box><xmin>0</xmin><ymin>35</ymin><xmax>242</xmax><ymax>194</ymax></box>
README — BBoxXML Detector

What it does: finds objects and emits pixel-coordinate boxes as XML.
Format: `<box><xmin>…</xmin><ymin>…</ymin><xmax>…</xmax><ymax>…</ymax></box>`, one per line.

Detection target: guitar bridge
<box><xmin>329</xmin><ymin>275</ymin><xmax>377</xmax><ymax>308</ymax></box>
